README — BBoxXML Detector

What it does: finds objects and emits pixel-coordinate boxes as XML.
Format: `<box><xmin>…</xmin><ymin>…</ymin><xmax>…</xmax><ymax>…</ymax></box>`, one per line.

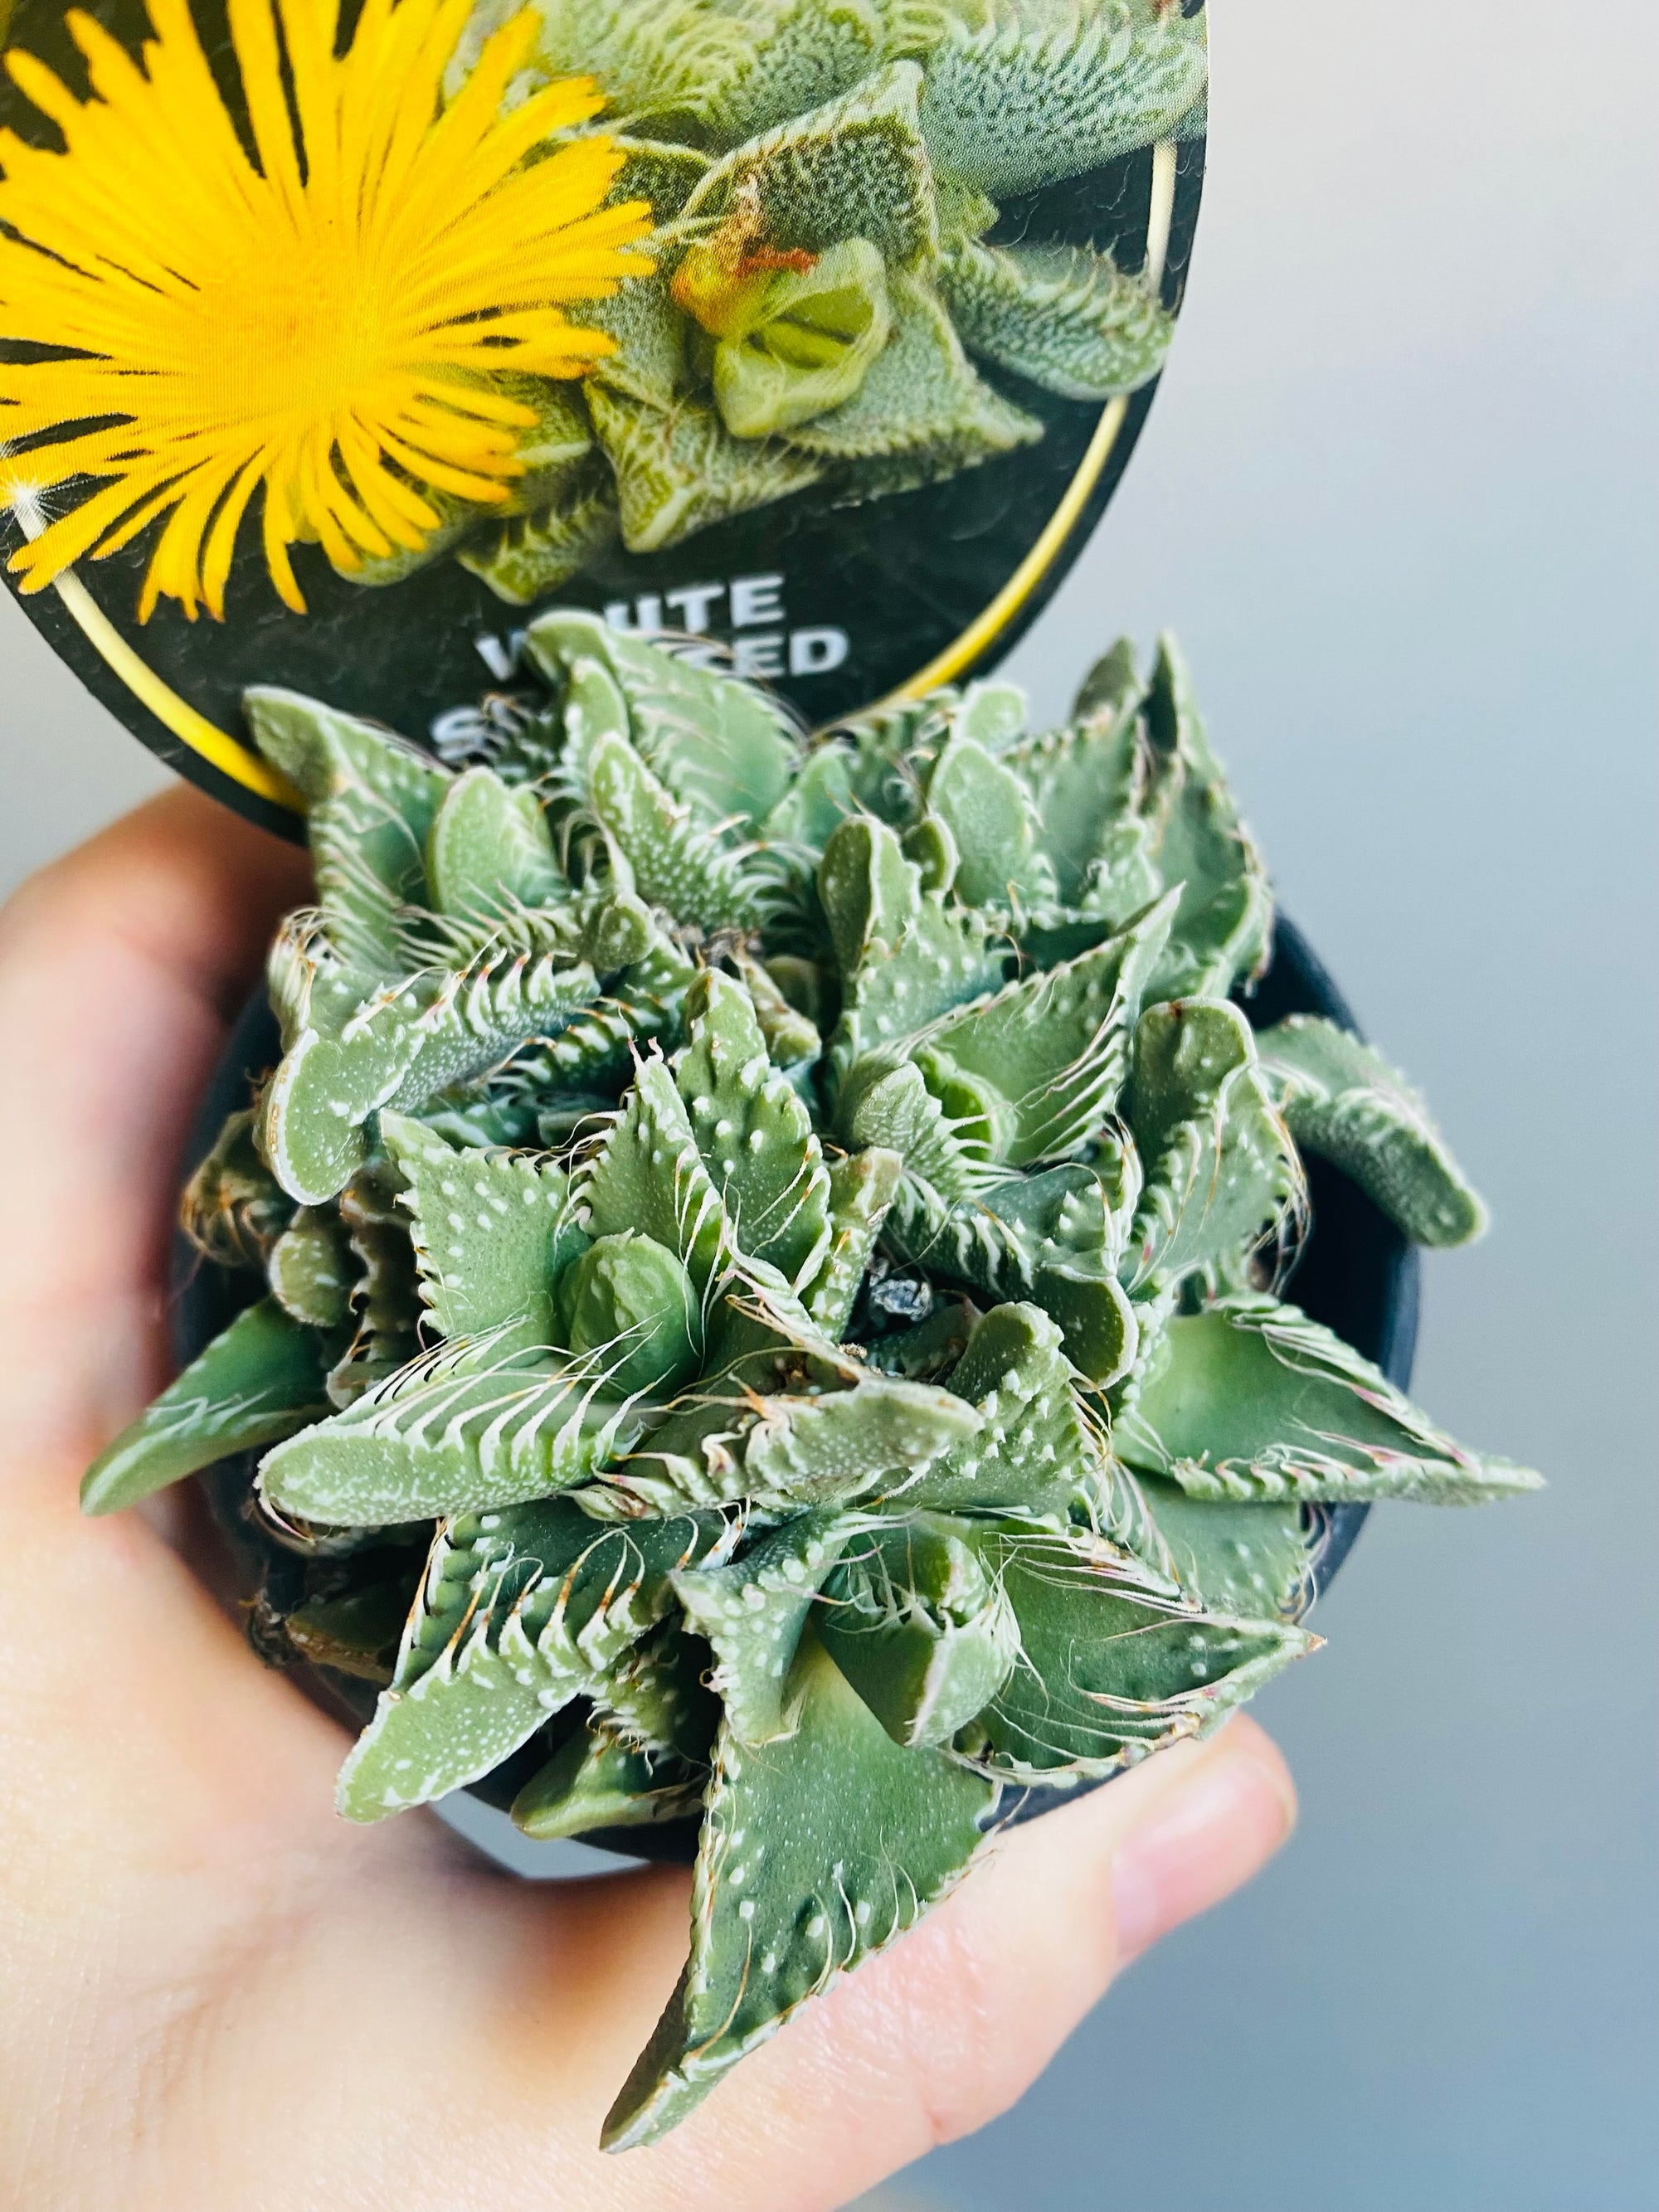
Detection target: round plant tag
<box><xmin>0</xmin><ymin>0</ymin><xmax>1207</xmax><ymax>834</ymax></box>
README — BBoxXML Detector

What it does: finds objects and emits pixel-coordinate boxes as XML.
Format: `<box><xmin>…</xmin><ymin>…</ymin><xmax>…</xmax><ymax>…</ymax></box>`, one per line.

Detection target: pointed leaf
<box><xmin>581</xmin><ymin>1057</ymin><xmax>740</xmax><ymax>1296</ymax></box>
<box><xmin>674</xmin><ymin>971</ymin><xmax>832</xmax><ymax>1283</ymax></box>
<box><xmin>381</xmin><ymin>1114</ymin><xmax>582</xmax><ymax>1345</ymax></box>
<box><xmin>819</xmin><ymin>1515</ymin><xmax>1019</xmax><ymax>1746</ymax></box>
<box><xmin>923</xmin><ymin>732</ymin><xmax>1057</xmax><ymax>908</ymax></box>
<box><xmin>760</xmin><ymin>739</ymin><xmax>857</xmax><ymax>852</ymax></box>
<box><xmin>820</xmin><ymin>828</ymin><xmax>1006</xmax><ymax>1069</ymax></box>
<box><xmin>917</xmin><ymin>892</ymin><xmax>1176</xmax><ymax>1168</ymax></box>
<box><xmin>245</xmin><ymin>687</ymin><xmax>450</xmax><ymax>972</ymax></box>
<box><xmin>338</xmin><ymin>1502</ymin><xmax>727</xmax><ymax>1819</ymax></box>
<box><xmin>1134</xmin><ymin>1475</ymin><xmax>1315</xmax><ymax>1623</ymax></box>
<box><xmin>1121</xmin><ymin>999</ymin><xmax>1299</xmax><ymax>1292</ymax></box>
<box><xmin>511</xmin><ymin>1721</ymin><xmax>702</xmax><ymax>1841</ymax></box>
<box><xmin>583</xmin><ymin>732</ymin><xmax>764</xmax><ymax>931</ymax></box>
<box><xmin>1005</xmin><ymin>693</ymin><xmax>1160</xmax><ymax>915</ymax></box>
<box><xmin>602</xmin><ymin>1634</ymin><xmax>994</xmax><ymax>2148</ymax></box>
<box><xmin>1117</xmin><ymin>1296</ymin><xmax>1546</xmax><ymax>1505</ymax></box>
<box><xmin>588</xmin><ymin>384</ymin><xmax>824</xmax><ymax>554</ymax></box>
<box><xmin>523</xmin><ymin>605</ymin><xmax>800</xmax><ymax>832</ymax></box>
<box><xmin>940</xmin><ymin>237</ymin><xmax>1172</xmax><ymax>401</ymax></box>
<box><xmin>804</xmin><ymin>1145</ymin><xmax>903</xmax><ymax>1335</ymax></box>
<box><xmin>460</xmin><ymin>468</ymin><xmax>620</xmax><ymax>606</ymax></box>
<box><xmin>893</xmin><ymin>1301</ymin><xmax>1097</xmax><ymax>1517</ymax></box>
<box><xmin>688</xmin><ymin>60</ymin><xmax>938</xmax><ymax>269</ymax></box>
<box><xmin>919</xmin><ymin>2</ymin><xmax>1208</xmax><ymax>197</ymax></box>
<box><xmin>82</xmin><ymin>1297</ymin><xmax>332</xmax><ymax>1514</ymax></box>
<box><xmin>258</xmin><ymin>1342</ymin><xmax>642</xmax><ymax>1524</ymax></box>
<box><xmin>674</xmin><ymin>1510</ymin><xmax>854</xmax><ymax>1744</ymax></box>
<box><xmin>1141</xmin><ymin>634</ymin><xmax>1272</xmax><ymax>997</ymax></box>
<box><xmin>1072</xmin><ymin>635</ymin><xmax>1144</xmax><ymax>722</ymax></box>
<box><xmin>964</xmin><ymin>1524</ymin><xmax>1313</xmax><ymax>1781</ymax></box>
<box><xmin>424</xmin><ymin>767</ymin><xmax>564</xmax><ymax>921</ymax></box>
<box><xmin>742</xmin><ymin>1369</ymin><xmax>982</xmax><ymax>1506</ymax></box>
<box><xmin>817</xmin><ymin>812</ymin><xmax>923</xmax><ymax>975</ymax></box>
<box><xmin>260</xmin><ymin>912</ymin><xmax>605</xmax><ymax>1203</ymax></box>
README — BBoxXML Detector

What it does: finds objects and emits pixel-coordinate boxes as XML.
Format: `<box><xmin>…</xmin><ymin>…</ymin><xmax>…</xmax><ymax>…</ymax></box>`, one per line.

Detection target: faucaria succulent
<box><xmin>85</xmin><ymin>614</ymin><xmax>1539</xmax><ymax>2147</ymax></box>
<box><xmin>359</xmin><ymin>0</ymin><xmax>1207</xmax><ymax>602</ymax></box>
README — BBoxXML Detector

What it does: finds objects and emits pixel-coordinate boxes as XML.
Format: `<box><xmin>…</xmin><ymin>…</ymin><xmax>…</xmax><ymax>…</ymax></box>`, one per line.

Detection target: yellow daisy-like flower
<box><xmin>0</xmin><ymin>0</ymin><xmax>652</xmax><ymax>619</ymax></box>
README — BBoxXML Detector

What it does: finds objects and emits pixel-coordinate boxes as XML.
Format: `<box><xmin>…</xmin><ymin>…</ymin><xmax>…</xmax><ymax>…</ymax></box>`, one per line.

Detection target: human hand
<box><xmin>0</xmin><ymin>790</ymin><xmax>1297</xmax><ymax>2212</ymax></box>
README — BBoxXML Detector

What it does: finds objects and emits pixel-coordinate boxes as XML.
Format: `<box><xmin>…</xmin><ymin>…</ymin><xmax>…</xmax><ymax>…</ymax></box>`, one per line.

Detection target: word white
<box><xmin>605</xmin><ymin>573</ymin><xmax>850</xmax><ymax>680</ymax></box>
<box><xmin>472</xmin><ymin>573</ymin><xmax>850</xmax><ymax>687</ymax></box>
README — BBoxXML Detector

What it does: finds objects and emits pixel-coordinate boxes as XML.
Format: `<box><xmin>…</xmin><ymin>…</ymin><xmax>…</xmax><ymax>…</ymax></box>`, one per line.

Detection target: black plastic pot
<box><xmin>176</xmin><ymin>916</ymin><xmax>1417</xmax><ymax>1866</ymax></box>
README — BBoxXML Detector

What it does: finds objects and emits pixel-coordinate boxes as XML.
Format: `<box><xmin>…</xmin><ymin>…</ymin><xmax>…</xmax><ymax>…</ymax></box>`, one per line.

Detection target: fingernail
<box><xmin>1111</xmin><ymin>1743</ymin><xmax>1297</xmax><ymax>1965</ymax></box>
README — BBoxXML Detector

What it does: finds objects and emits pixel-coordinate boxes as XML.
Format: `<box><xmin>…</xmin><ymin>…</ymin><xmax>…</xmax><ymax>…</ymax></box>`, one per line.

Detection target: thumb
<box><xmin>677</xmin><ymin>1714</ymin><xmax>1296</xmax><ymax>2206</ymax></box>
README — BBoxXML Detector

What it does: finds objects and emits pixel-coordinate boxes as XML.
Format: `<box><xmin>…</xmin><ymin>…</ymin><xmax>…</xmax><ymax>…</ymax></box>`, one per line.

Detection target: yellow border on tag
<box><xmin>890</xmin><ymin>391</ymin><xmax>1132</xmax><ymax>702</ymax></box>
<box><xmin>888</xmin><ymin>139</ymin><xmax>1180</xmax><ymax>702</ymax></box>
<box><xmin>47</xmin><ymin>570</ymin><xmax>304</xmax><ymax>812</ymax></box>
<box><xmin>39</xmin><ymin>137</ymin><xmax>1179</xmax><ymax>810</ymax></box>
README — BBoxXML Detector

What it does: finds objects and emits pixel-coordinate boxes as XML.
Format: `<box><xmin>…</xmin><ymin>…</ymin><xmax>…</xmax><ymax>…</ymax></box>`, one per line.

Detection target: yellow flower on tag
<box><xmin>0</xmin><ymin>0</ymin><xmax>653</xmax><ymax>618</ymax></box>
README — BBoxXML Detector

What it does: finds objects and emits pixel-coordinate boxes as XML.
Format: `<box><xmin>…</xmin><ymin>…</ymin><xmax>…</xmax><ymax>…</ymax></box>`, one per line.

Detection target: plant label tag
<box><xmin>0</xmin><ymin>0</ymin><xmax>1207</xmax><ymax>834</ymax></box>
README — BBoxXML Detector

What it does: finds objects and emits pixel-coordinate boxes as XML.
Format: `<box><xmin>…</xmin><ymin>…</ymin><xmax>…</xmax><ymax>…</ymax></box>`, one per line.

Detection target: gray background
<box><xmin>2</xmin><ymin>1</ymin><xmax>1654</xmax><ymax>2205</ymax></box>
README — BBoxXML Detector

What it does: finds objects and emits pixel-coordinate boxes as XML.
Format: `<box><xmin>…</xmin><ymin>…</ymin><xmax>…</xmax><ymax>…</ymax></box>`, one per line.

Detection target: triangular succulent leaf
<box><xmin>819</xmin><ymin>1514</ymin><xmax>1020</xmax><ymax>1747</ymax></box>
<box><xmin>510</xmin><ymin>1719</ymin><xmax>703</xmax><ymax>1841</ymax></box>
<box><xmin>1141</xmin><ymin>634</ymin><xmax>1272</xmax><ymax>997</ymax></box>
<box><xmin>673</xmin><ymin>1510</ymin><xmax>854</xmax><ymax>1744</ymax></box>
<box><xmin>1121</xmin><ymin>999</ymin><xmax>1300</xmax><ymax>1292</ymax></box>
<box><xmin>674</xmin><ymin>971</ymin><xmax>833</xmax><ymax>1286</ymax></box>
<box><xmin>963</xmin><ymin>1524</ymin><xmax>1313</xmax><ymax>1782</ymax></box>
<box><xmin>257</xmin><ymin>1341</ymin><xmax>643</xmax><ymax>1524</ymax></box>
<box><xmin>940</xmin><ymin>236</ymin><xmax>1173</xmax><ymax>401</ymax></box>
<box><xmin>1117</xmin><ymin>1296</ymin><xmax>1545</xmax><ymax>1505</ymax></box>
<box><xmin>804</xmin><ymin>1146</ymin><xmax>903</xmax><ymax>1334</ymax></box>
<box><xmin>424</xmin><ymin>766</ymin><xmax>565</xmax><ymax>922</ymax></box>
<box><xmin>601</xmin><ymin>1632</ymin><xmax>995</xmax><ymax>2149</ymax></box>
<box><xmin>523</xmin><ymin>606</ymin><xmax>800</xmax><ymax>831</ymax></box>
<box><xmin>916</xmin><ymin>890</ymin><xmax>1175</xmax><ymax>1169</ymax></box>
<box><xmin>918</xmin><ymin>1</ymin><xmax>1207</xmax><ymax>197</ymax></box>
<box><xmin>378</xmin><ymin>1114</ymin><xmax>583</xmax><ymax>1348</ymax></box>
<box><xmin>244</xmin><ymin>686</ymin><xmax>450</xmax><ymax>971</ymax></box>
<box><xmin>338</xmin><ymin>1502</ymin><xmax>730</xmax><ymax>1820</ymax></box>
<box><xmin>923</xmin><ymin>732</ymin><xmax>1057</xmax><ymax>908</ymax></box>
<box><xmin>892</xmin><ymin>1301</ymin><xmax>1096</xmax><ymax>1518</ymax></box>
<box><xmin>81</xmin><ymin>1297</ymin><xmax>333</xmax><ymax>1514</ymax></box>
<box><xmin>1133</xmin><ymin>1475</ymin><xmax>1315</xmax><ymax>1623</ymax></box>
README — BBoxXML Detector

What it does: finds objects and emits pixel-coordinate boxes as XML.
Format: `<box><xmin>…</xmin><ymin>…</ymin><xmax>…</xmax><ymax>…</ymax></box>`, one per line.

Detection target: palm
<box><xmin>0</xmin><ymin>791</ymin><xmax>1292</xmax><ymax>2211</ymax></box>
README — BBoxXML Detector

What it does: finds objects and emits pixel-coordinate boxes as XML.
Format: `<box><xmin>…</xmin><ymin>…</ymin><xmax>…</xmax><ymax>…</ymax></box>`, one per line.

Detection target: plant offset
<box><xmin>86</xmin><ymin>620</ymin><xmax>1537</xmax><ymax>2146</ymax></box>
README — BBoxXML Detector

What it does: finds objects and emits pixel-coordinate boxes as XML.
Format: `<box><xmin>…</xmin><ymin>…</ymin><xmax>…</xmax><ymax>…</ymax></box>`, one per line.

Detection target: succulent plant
<box><xmin>353</xmin><ymin>0</ymin><xmax>1207</xmax><ymax>603</ymax></box>
<box><xmin>84</xmin><ymin>614</ymin><xmax>1539</xmax><ymax>2148</ymax></box>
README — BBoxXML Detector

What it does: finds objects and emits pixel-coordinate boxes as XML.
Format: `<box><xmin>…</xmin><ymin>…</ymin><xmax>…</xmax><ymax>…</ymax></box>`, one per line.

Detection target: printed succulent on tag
<box><xmin>86</xmin><ymin>615</ymin><xmax>1540</xmax><ymax>2148</ymax></box>
<box><xmin>411</xmin><ymin>0</ymin><xmax>1208</xmax><ymax>605</ymax></box>
<box><xmin>0</xmin><ymin>0</ymin><xmax>1198</xmax><ymax>623</ymax></box>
